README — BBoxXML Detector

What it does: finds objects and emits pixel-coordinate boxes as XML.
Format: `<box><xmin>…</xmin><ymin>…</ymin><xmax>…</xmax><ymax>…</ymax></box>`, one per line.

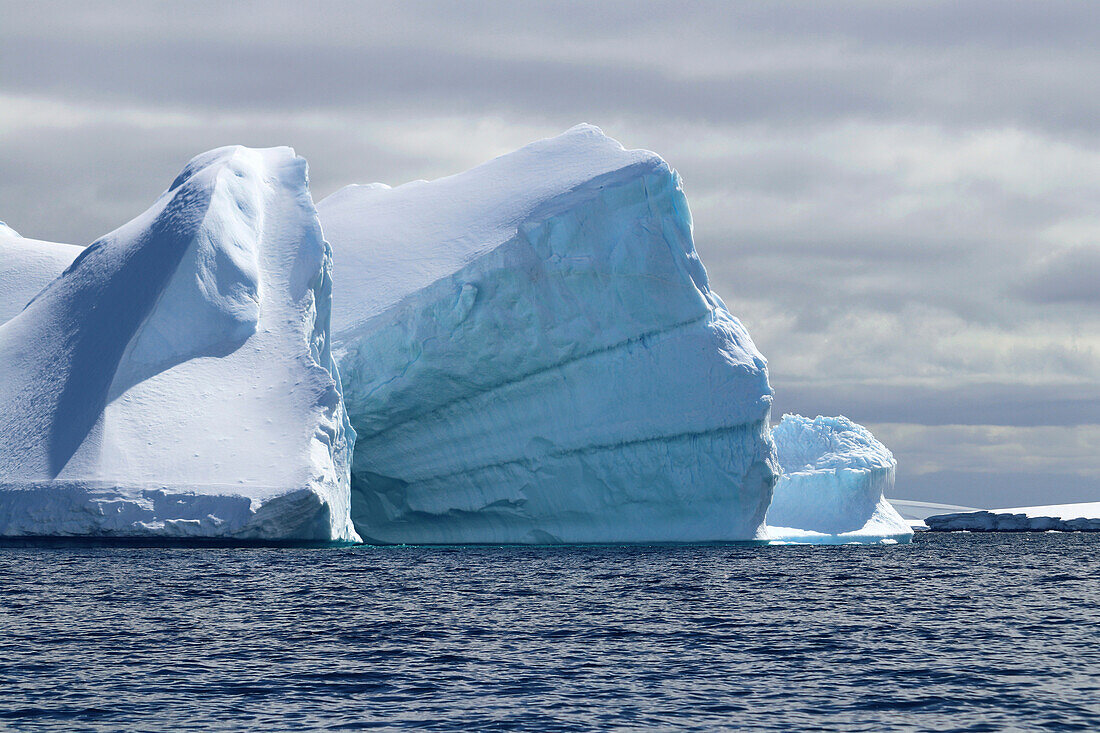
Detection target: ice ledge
<box><xmin>0</xmin><ymin>482</ymin><xmax>357</xmax><ymax>543</ymax></box>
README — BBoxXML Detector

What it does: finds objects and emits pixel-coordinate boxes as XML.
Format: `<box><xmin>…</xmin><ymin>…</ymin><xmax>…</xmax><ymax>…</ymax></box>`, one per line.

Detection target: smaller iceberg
<box><xmin>767</xmin><ymin>414</ymin><xmax>912</xmax><ymax>544</ymax></box>
<box><xmin>0</xmin><ymin>224</ymin><xmax>82</xmax><ymax>323</ymax></box>
<box><xmin>926</xmin><ymin>503</ymin><xmax>1100</xmax><ymax>531</ymax></box>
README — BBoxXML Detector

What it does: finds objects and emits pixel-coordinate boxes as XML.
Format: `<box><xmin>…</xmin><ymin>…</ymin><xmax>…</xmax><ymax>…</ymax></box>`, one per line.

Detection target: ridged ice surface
<box><xmin>768</xmin><ymin>414</ymin><xmax>912</xmax><ymax>544</ymax></box>
<box><xmin>0</xmin><ymin>225</ymin><xmax>81</xmax><ymax>323</ymax></box>
<box><xmin>0</xmin><ymin>148</ymin><xmax>356</xmax><ymax>542</ymax></box>
<box><xmin>319</xmin><ymin>125</ymin><xmax>777</xmax><ymax>544</ymax></box>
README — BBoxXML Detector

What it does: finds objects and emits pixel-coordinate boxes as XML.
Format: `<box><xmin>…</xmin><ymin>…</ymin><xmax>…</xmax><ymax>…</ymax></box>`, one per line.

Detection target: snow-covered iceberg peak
<box><xmin>0</xmin><ymin>226</ymin><xmax>82</xmax><ymax>323</ymax></box>
<box><xmin>0</xmin><ymin>146</ymin><xmax>357</xmax><ymax>542</ymax></box>
<box><xmin>319</xmin><ymin>125</ymin><xmax>778</xmax><ymax>544</ymax></box>
<box><xmin>767</xmin><ymin>414</ymin><xmax>912</xmax><ymax>544</ymax></box>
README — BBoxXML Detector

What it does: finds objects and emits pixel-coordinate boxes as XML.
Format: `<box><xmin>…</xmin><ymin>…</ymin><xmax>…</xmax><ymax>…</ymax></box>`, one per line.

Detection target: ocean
<box><xmin>1</xmin><ymin>533</ymin><xmax>1098</xmax><ymax>731</ymax></box>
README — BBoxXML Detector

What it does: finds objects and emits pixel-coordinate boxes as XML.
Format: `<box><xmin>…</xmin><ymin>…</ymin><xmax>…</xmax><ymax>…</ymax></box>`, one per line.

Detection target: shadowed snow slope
<box><xmin>768</xmin><ymin>415</ymin><xmax>912</xmax><ymax>544</ymax></box>
<box><xmin>0</xmin><ymin>225</ymin><xmax>82</xmax><ymax>323</ymax></box>
<box><xmin>319</xmin><ymin>125</ymin><xmax>777</xmax><ymax>544</ymax></box>
<box><xmin>0</xmin><ymin>147</ymin><xmax>357</xmax><ymax>542</ymax></box>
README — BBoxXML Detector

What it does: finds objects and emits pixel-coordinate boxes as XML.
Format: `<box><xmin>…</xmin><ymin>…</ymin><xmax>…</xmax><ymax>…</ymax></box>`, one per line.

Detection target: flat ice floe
<box><xmin>319</xmin><ymin>125</ymin><xmax>778</xmax><ymax>544</ymax></box>
<box><xmin>767</xmin><ymin>414</ymin><xmax>913</xmax><ymax>544</ymax></box>
<box><xmin>925</xmin><ymin>502</ymin><xmax>1100</xmax><ymax>531</ymax></box>
<box><xmin>0</xmin><ymin>147</ymin><xmax>357</xmax><ymax>541</ymax></box>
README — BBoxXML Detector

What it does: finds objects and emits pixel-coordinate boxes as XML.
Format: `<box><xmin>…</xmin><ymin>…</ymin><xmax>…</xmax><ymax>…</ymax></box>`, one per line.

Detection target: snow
<box><xmin>318</xmin><ymin>125</ymin><xmax>778</xmax><ymax>544</ymax></box>
<box><xmin>925</xmin><ymin>502</ymin><xmax>1100</xmax><ymax>531</ymax></box>
<box><xmin>0</xmin><ymin>226</ymin><xmax>81</xmax><ymax>323</ymax></box>
<box><xmin>889</xmin><ymin>499</ymin><xmax>980</xmax><ymax>520</ymax></box>
<box><xmin>766</xmin><ymin>415</ymin><xmax>913</xmax><ymax>544</ymax></box>
<box><xmin>0</xmin><ymin>147</ymin><xmax>357</xmax><ymax>542</ymax></box>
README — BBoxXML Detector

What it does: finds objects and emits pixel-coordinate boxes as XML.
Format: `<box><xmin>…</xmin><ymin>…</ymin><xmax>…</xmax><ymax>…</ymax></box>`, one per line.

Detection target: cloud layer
<box><xmin>2</xmin><ymin>0</ymin><xmax>1097</xmax><ymax>506</ymax></box>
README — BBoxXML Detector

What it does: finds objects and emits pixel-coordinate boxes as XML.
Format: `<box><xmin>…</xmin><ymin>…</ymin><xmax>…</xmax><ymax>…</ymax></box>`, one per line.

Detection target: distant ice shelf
<box><xmin>889</xmin><ymin>499</ymin><xmax>981</xmax><ymax>523</ymax></box>
<box><xmin>766</xmin><ymin>415</ymin><xmax>913</xmax><ymax>544</ymax></box>
<box><xmin>925</xmin><ymin>502</ymin><xmax>1100</xmax><ymax>532</ymax></box>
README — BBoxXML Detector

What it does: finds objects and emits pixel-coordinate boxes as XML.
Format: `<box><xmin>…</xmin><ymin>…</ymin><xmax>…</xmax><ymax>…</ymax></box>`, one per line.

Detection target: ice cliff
<box><xmin>0</xmin><ymin>224</ymin><xmax>81</xmax><ymax>323</ymax></box>
<box><xmin>0</xmin><ymin>147</ymin><xmax>357</xmax><ymax>542</ymax></box>
<box><xmin>768</xmin><ymin>415</ymin><xmax>912</xmax><ymax>543</ymax></box>
<box><xmin>318</xmin><ymin>125</ymin><xmax>778</xmax><ymax>544</ymax></box>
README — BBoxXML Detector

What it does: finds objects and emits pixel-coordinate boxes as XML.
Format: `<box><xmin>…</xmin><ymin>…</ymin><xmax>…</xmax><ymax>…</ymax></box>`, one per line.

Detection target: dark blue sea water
<box><xmin>1</xmin><ymin>533</ymin><xmax>1098</xmax><ymax>732</ymax></box>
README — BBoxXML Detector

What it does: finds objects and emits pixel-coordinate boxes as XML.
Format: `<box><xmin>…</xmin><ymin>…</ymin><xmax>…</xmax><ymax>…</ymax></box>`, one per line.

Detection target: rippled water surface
<box><xmin>2</xmin><ymin>533</ymin><xmax>1099</xmax><ymax>731</ymax></box>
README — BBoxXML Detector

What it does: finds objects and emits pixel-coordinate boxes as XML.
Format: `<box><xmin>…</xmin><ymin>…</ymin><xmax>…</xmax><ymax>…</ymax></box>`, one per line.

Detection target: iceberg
<box><xmin>767</xmin><ymin>414</ymin><xmax>912</xmax><ymax>543</ymax></box>
<box><xmin>319</xmin><ymin>125</ymin><xmax>778</xmax><ymax>544</ymax></box>
<box><xmin>0</xmin><ymin>224</ymin><xmax>81</xmax><ymax>323</ymax></box>
<box><xmin>925</xmin><ymin>503</ymin><xmax>1100</xmax><ymax>531</ymax></box>
<box><xmin>0</xmin><ymin>147</ymin><xmax>357</xmax><ymax>542</ymax></box>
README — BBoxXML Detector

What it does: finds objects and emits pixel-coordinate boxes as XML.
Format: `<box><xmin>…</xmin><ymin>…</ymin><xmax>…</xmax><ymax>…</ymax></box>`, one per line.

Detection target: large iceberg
<box><xmin>0</xmin><ymin>224</ymin><xmax>81</xmax><ymax>323</ymax></box>
<box><xmin>0</xmin><ymin>129</ymin><xmax>918</xmax><ymax>547</ymax></box>
<box><xmin>767</xmin><ymin>414</ymin><xmax>912</xmax><ymax>543</ymax></box>
<box><xmin>318</xmin><ymin>125</ymin><xmax>778</xmax><ymax>544</ymax></box>
<box><xmin>0</xmin><ymin>147</ymin><xmax>357</xmax><ymax>542</ymax></box>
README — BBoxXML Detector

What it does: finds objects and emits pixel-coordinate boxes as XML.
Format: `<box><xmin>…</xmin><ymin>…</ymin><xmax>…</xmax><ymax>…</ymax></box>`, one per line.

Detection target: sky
<box><xmin>1</xmin><ymin>0</ymin><xmax>1098</xmax><ymax>508</ymax></box>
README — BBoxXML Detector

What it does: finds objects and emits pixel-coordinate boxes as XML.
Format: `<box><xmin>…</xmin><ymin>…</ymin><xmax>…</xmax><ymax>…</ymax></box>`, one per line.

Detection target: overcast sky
<box><xmin>2</xmin><ymin>0</ymin><xmax>1098</xmax><ymax>507</ymax></box>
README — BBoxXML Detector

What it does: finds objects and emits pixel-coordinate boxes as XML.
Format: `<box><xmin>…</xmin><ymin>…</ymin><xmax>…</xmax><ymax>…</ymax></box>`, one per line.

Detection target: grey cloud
<box><xmin>0</xmin><ymin>34</ymin><xmax>898</xmax><ymax>125</ymax></box>
<box><xmin>4</xmin><ymin>6</ymin><xmax>1100</xmax><ymax>137</ymax></box>
<box><xmin>1018</xmin><ymin>246</ymin><xmax>1100</xmax><ymax>304</ymax></box>
<box><xmin>771</xmin><ymin>381</ymin><xmax>1100</xmax><ymax>428</ymax></box>
<box><xmin>892</xmin><ymin>469</ymin><xmax>1100</xmax><ymax>509</ymax></box>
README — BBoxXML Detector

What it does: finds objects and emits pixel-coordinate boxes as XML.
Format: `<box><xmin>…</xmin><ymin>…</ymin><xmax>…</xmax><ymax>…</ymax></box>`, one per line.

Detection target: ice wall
<box><xmin>319</xmin><ymin>125</ymin><xmax>778</xmax><ymax>544</ymax></box>
<box><xmin>0</xmin><ymin>147</ymin><xmax>357</xmax><ymax>542</ymax></box>
<box><xmin>768</xmin><ymin>414</ymin><xmax>912</xmax><ymax>543</ymax></box>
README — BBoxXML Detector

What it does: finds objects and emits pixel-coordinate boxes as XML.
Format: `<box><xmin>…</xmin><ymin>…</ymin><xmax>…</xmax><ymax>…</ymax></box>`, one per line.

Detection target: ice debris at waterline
<box><xmin>318</xmin><ymin>125</ymin><xmax>779</xmax><ymax>544</ymax></box>
<box><xmin>0</xmin><ymin>224</ymin><xmax>82</xmax><ymax>323</ymax></box>
<box><xmin>925</xmin><ymin>503</ymin><xmax>1100</xmax><ymax>532</ymax></box>
<box><xmin>0</xmin><ymin>147</ymin><xmax>357</xmax><ymax>542</ymax></box>
<box><xmin>766</xmin><ymin>415</ymin><xmax>912</xmax><ymax>544</ymax></box>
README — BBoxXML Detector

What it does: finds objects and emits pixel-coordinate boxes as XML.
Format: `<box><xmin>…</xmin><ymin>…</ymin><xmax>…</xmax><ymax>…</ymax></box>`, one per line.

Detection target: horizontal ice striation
<box><xmin>0</xmin><ymin>147</ymin><xmax>357</xmax><ymax>542</ymax></box>
<box><xmin>926</xmin><ymin>503</ymin><xmax>1100</xmax><ymax>531</ymax></box>
<box><xmin>767</xmin><ymin>415</ymin><xmax>912</xmax><ymax>544</ymax></box>
<box><xmin>319</xmin><ymin>125</ymin><xmax>777</xmax><ymax>544</ymax></box>
<box><xmin>0</xmin><ymin>225</ymin><xmax>82</xmax><ymax>323</ymax></box>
